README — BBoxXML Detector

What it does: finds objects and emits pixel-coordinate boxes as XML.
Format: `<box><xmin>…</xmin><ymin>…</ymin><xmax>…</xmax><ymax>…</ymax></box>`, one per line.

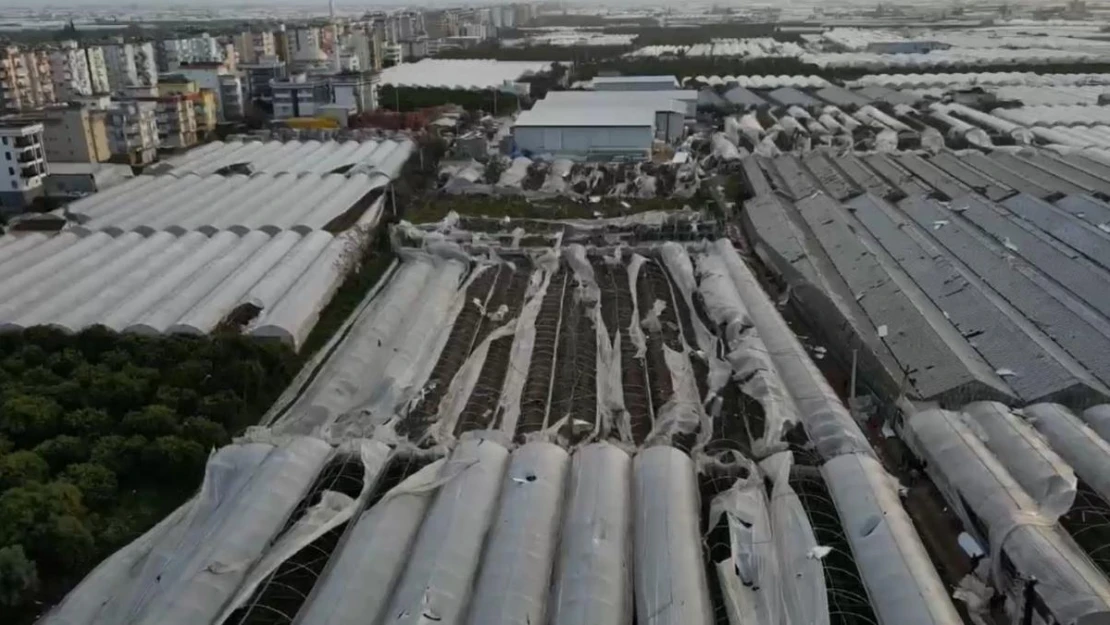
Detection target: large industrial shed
<box><xmin>512</xmin><ymin>107</ymin><xmax>656</xmax><ymax>160</ymax></box>
<box><xmin>591</xmin><ymin>75</ymin><xmax>680</xmax><ymax>91</ymax></box>
<box><xmin>541</xmin><ymin>89</ymin><xmax>698</xmax><ymax>118</ymax></box>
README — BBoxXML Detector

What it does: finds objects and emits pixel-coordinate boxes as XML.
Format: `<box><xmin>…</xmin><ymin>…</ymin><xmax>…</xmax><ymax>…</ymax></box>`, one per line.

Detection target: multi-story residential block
<box><xmin>160</xmin><ymin>33</ymin><xmax>223</xmax><ymax>71</ymax></box>
<box><xmin>32</xmin><ymin>103</ymin><xmax>111</xmax><ymax>163</ymax></box>
<box><xmin>240</xmin><ymin>57</ymin><xmax>287</xmax><ymax>104</ymax></box>
<box><xmin>105</xmin><ymin>100</ymin><xmax>158</xmax><ymax>164</ymax></box>
<box><xmin>25</xmin><ymin>50</ymin><xmax>56</xmax><ymax>107</ymax></box>
<box><xmin>0</xmin><ymin>47</ymin><xmax>59</xmax><ymax>111</ymax></box>
<box><xmin>84</xmin><ymin>46</ymin><xmax>110</xmax><ymax>93</ymax></box>
<box><xmin>271</xmin><ymin>73</ymin><xmax>330</xmax><ymax>119</ymax></box>
<box><xmin>330</xmin><ymin>71</ymin><xmax>379</xmax><ymax>114</ymax></box>
<box><xmin>173</xmin><ymin>62</ymin><xmax>234</xmax><ymax>121</ymax></box>
<box><xmin>382</xmin><ymin>43</ymin><xmax>403</xmax><ymax>67</ymax></box>
<box><xmin>152</xmin><ymin>94</ymin><xmax>198</xmax><ymax>150</ymax></box>
<box><xmin>274</xmin><ymin>26</ymin><xmax>292</xmax><ymax>63</ymax></box>
<box><xmin>292</xmin><ymin>27</ymin><xmax>326</xmax><ymax>62</ymax></box>
<box><xmin>0</xmin><ymin>122</ymin><xmax>47</xmax><ymax>210</ymax></box>
<box><xmin>49</xmin><ymin>41</ymin><xmax>93</xmax><ymax>100</ymax></box>
<box><xmin>348</xmin><ymin>31</ymin><xmax>383</xmax><ymax>72</ymax></box>
<box><xmin>218</xmin><ymin>74</ymin><xmax>244</xmax><ymax>120</ymax></box>
<box><xmin>235</xmin><ymin>31</ymin><xmax>275</xmax><ymax>65</ymax></box>
<box><xmin>103</xmin><ymin>40</ymin><xmax>158</xmax><ymax>91</ymax></box>
<box><xmin>158</xmin><ymin>76</ymin><xmax>216</xmax><ymax>137</ymax></box>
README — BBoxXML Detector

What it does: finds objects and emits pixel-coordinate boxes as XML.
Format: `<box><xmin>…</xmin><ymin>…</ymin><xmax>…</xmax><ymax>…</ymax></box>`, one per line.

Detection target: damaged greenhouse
<box><xmin>37</xmin><ymin>210</ymin><xmax>967</xmax><ymax>625</ymax></box>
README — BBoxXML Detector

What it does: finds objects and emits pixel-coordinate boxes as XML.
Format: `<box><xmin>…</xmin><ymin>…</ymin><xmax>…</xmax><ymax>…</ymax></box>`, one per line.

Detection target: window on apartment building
<box><xmin>7</xmin><ymin>168</ymin><xmax>11</xmax><ymax>176</ymax></box>
<box><xmin>4</xmin><ymin>153</ymin><xmax>8</xmax><ymax>161</ymax></box>
<box><xmin>10</xmin><ymin>182</ymin><xmax>15</xmax><ymax>189</ymax></box>
<box><xmin>1</xmin><ymin>138</ymin><xmax>7</xmax><ymax>145</ymax></box>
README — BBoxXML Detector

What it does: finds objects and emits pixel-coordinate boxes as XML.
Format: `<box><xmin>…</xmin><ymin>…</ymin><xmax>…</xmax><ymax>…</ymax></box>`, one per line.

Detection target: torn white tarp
<box><xmin>1081</xmin><ymin>404</ymin><xmax>1110</xmax><ymax>445</ymax></box>
<box><xmin>709</xmin><ymin>239</ymin><xmax>871</xmax><ymax>459</ymax></box>
<box><xmin>709</xmin><ymin>460</ymin><xmax>783</xmax><ymax>625</ymax></box>
<box><xmin>549</xmin><ymin>442</ymin><xmax>633</xmax><ymax>625</ymax></box>
<box><xmin>215</xmin><ymin>440</ymin><xmax>392</xmax><ymax>622</ymax></box>
<box><xmin>294</xmin><ymin>458</ymin><xmax>447</xmax><ymax>625</ymax></box>
<box><xmin>695</xmin><ymin>246</ymin><xmax>796</xmax><ymax>456</ymax></box>
<box><xmin>466</xmin><ymin>442</ymin><xmax>570</xmax><ymax>625</ymax></box>
<box><xmin>40</xmin><ymin>433</ymin><xmax>333</xmax><ymax>625</ymax></box>
<box><xmin>906</xmin><ymin>408</ymin><xmax>1110</xmax><ymax>625</ymax></box>
<box><xmin>498</xmin><ymin>156</ymin><xmax>532</xmax><ymax>188</ymax></box>
<box><xmin>962</xmin><ymin>402</ymin><xmax>1077</xmax><ymax>517</ymax></box>
<box><xmin>820</xmin><ymin>452</ymin><xmax>962</xmax><ymax>625</ymax></box>
<box><xmin>384</xmin><ymin>435</ymin><xmax>510</xmax><ymax>625</ymax></box>
<box><xmin>761</xmin><ymin>452</ymin><xmax>828</xmax><ymax>625</ymax></box>
<box><xmin>633</xmin><ymin>446</ymin><xmax>714</xmax><ymax>625</ymax></box>
<box><xmin>1022</xmin><ymin>403</ymin><xmax>1110</xmax><ymax>511</ymax></box>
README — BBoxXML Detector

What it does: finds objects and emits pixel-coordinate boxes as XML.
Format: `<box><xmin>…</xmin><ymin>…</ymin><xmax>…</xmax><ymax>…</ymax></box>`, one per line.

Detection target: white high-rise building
<box><xmin>103</xmin><ymin>40</ymin><xmax>158</xmax><ymax>91</ymax></box>
<box><xmin>162</xmin><ymin>34</ymin><xmax>222</xmax><ymax>70</ymax></box>
<box><xmin>50</xmin><ymin>40</ymin><xmax>93</xmax><ymax>100</ymax></box>
<box><xmin>85</xmin><ymin>46</ymin><xmax>110</xmax><ymax>93</ymax></box>
<box><xmin>0</xmin><ymin>122</ymin><xmax>47</xmax><ymax>211</ymax></box>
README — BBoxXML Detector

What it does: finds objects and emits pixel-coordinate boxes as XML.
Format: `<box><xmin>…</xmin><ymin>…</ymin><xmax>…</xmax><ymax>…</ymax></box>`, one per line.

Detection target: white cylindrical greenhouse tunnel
<box><xmin>239</xmin><ymin>175</ymin><xmax>321</xmax><ymax>229</ymax></box>
<box><xmin>0</xmin><ymin>231</ymin><xmax>82</xmax><ymax>276</ymax></box>
<box><xmin>55</xmin><ymin>232</ymin><xmax>211</xmax><ymax>333</ymax></box>
<box><xmin>1023</xmin><ymin>403</ymin><xmax>1110</xmax><ymax>508</ymax></box>
<box><xmin>633</xmin><ymin>446</ymin><xmax>713</xmax><ymax>625</ymax></box>
<box><xmin>549</xmin><ymin>442</ymin><xmax>632</xmax><ymax>625</ymax></box>
<box><xmin>1081</xmin><ymin>405</ymin><xmax>1110</xmax><ymax>446</ymax></box>
<box><xmin>241</xmin><ymin>230</ymin><xmax>334</xmax><ymax>312</ymax></box>
<box><xmin>384</xmin><ymin>437</ymin><xmax>510</xmax><ymax>625</ymax></box>
<box><xmin>244</xmin><ymin>140</ymin><xmax>302</xmax><ymax>172</ymax></box>
<box><xmin>293</xmin><ymin>459</ymin><xmax>445</xmax><ymax>625</ymax></box>
<box><xmin>99</xmin><ymin>231</ymin><xmax>238</xmax><ymax>332</ymax></box>
<box><xmin>279</xmin><ymin>175</ymin><xmax>352</xmax><ymax>227</ymax></box>
<box><xmin>0</xmin><ymin>232</ymin><xmax>144</xmax><ymax>324</ymax></box>
<box><xmin>311</xmin><ymin>140</ymin><xmax>364</xmax><ymax>174</ymax></box>
<box><xmin>466</xmin><ymin>442</ymin><xmax>569</xmax><ymax>625</ymax></box>
<box><xmin>168</xmin><ymin>231</ymin><xmax>303</xmax><ymax>335</ymax></box>
<box><xmin>0</xmin><ymin>232</ymin><xmax>113</xmax><ymax>303</ymax></box>
<box><xmin>0</xmin><ymin>232</ymin><xmax>48</xmax><ymax>265</ymax></box>
<box><xmin>249</xmin><ymin>235</ymin><xmax>351</xmax><ymax>349</ymax></box>
<box><xmin>14</xmin><ymin>231</ymin><xmax>179</xmax><ymax>330</ymax></box>
<box><xmin>172</xmin><ymin>174</ymin><xmax>255</xmax><ymax>230</ymax></box>
<box><xmin>143</xmin><ymin>175</ymin><xmax>241</xmax><ymax>231</ymax></box>
<box><xmin>962</xmin><ymin>402</ymin><xmax>1077</xmax><ymax>515</ymax></box>
<box><xmin>110</xmin><ymin>173</ymin><xmax>208</xmax><ymax>231</ymax></box>
<box><xmin>294</xmin><ymin>175</ymin><xmax>377</xmax><ymax>230</ymax></box>
<box><xmin>85</xmin><ymin>175</ymin><xmax>197</xmax><ymax>228</ymax></box>
<box><xmin>61</xmin><ymin>174</ymin><xmax>155</xmax><ymax>218</ymax></box>
<box><xmin>129</xmin><ymin>230</ymin><xmax>272</xmax><ymax>335</ymax></box>
<box><xmin>218</xmin><ymin>172</ymin><xmax>304</xmax><ymax>227</ymax></box>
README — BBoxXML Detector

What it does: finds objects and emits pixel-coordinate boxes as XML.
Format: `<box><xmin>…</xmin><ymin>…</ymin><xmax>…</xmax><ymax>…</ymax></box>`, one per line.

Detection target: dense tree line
<box><xmin>0</xmin><ymin>327</ymin><xmax>298</xmax><ymax>619</ymax></box>
<box><xmin>379</xmin><ymin>85</ymin><xmax>521</xmax><ymax>114</ymax></box>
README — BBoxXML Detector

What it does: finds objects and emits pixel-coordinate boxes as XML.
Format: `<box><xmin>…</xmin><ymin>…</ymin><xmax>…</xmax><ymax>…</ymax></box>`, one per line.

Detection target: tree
<box><xmin>143</xmin><ymin>436</ymin><xmax>207</xmax><ymax>487</ymax></box>
<box><xmin>61</xmin><ymin>407</ymin><xmax>112</xmax><ymax>436</ymax></box>
<box><xmin>34</xmin><ymin>436</ymin><xmax>90</xmax><ymax>472</ymax></box>
<box><xmin>63</xmin><ymin>463</ymin><xmax>118</xmax><ymax>509</ymax></box>
<box><xmin>181</xmin><ymin>417</ymin><xmax>229</xmax><ymax>450</ymax></box>
<box><xmin>0</xmin><ymin>394</ymin><xmax>62</xmax><ymax>444</ymax></box>
<box><xmin>0</xmin><ymin>451</ymin><xmax>49</xmax><ymax>490</ymax></box>
<box><xmin>0</xmin><ymin>481</ymin><xmax>91</xmax><ymax>572</ymax></box>
<box><xmin>0</xmin><ymin>545</ymin><xmax>38</xmax><ymax>608</ymax></box>
<box><xmin>90</xmin><ymin>435</ymin><xmax>143</xmax><ymax>476</ymax></box>
<box><xmin>121</xmin><ymin>405</ymin><xmax>180</xmax><ymax>438</ymax></box>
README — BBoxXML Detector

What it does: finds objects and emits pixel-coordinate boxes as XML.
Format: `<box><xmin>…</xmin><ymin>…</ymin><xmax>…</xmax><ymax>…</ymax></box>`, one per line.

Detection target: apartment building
<box><xmin>235</xmin><ymin>31</ymin><xmax>275</xmax><ymax>65</ymax></box>
<box><xmin>32</xmin><ymin>104</ymin><xmax>111</xmax><ymax>163</ymax></box>
<box><xmin>49</xmin><ymin>41</ymin><xmax>93</xmax><ymax>100</ymax></box>
<box><xmin>159</xmin><ymin>77</ymin><xmax>216</xmax><ymax>136</ymax></box>
<box><xmin>85</xmin><ymin>46</ymin><xmax>110</xmax><ymax>93</ymax></box>
<box><xmin>292</xmin><ymin>27</ymin><xmax>326</xmax><ymax>62</ymax></box>
<box><xmin>160</xmin><ymin>34</ymin><xmax>223</xmax><ymax>71</ymax></box>
<box><xmin>348</xmin><ymin>31</ymin><xmax>383</xmax><ymax>72</ymax></box>
<box><xmin>0</xmin><ymin>122</ymin><xmax>47</xmax><ymax>210</ymax></box>
<box><xmin>331</xmin><ymin>71</ymin><xmax>379</xmax><ymax>114</ymax></box>
<box><xmin>25</xmin><ymin>51</ymin><xmax>56</xmax><ymax>107</ymax></box>
<box><xmin>105</xmin><ymin>100</ymin><xmax>158</xmax><ymax>165</ymax></box>
<box><xmin>153</xmin><ymin>94</ymin><xmax>198</xmax><ymax>150</ymax></box>
<box><xmin>103</xmin><ymin>40</ymin><xmax>158</xmax><ymax>91</ymax></box>
<box><xmin>240</xmin><ymin>57</ymin><xmax>287</xmax><ymax>104</ymax></box>
<box><xmin>173</xmin><ymin>62</ymin><xmax>234</xmax><ymax>122</ymax></box>
<box><xmin>271</xmin><ymin>73</ymin><xmax>330</xmax><ymax>119</ymax></box>
<box><xmin>0</xmin><ymin>47</ymin><xmax>57</xmax><ymax>111</ymax></box>
<box><xmin>219</xmin><ymin>74</ymin><xmax>244</xmax><ymax>120</ymax></box>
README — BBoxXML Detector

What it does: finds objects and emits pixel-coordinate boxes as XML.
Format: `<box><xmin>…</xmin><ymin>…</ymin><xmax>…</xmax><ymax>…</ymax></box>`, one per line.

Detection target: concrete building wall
<box><xmin>513</xmin><ymin>125</ymin><xmax>653</xmax><ymax>160</ymax></box>
<box><xmin>41</xmin><ymin>106</ymin><xmax>110</xmax><ymax>163</ymax></box>
<box><xmin>0</xmin><ymin>123</ymin><xmax>47</xmax><ymax>210</ymax></box>
<box><xmin>50</xmin><ymin>42</ymin><xmax>93</xmax><ymax>100</ymax></box>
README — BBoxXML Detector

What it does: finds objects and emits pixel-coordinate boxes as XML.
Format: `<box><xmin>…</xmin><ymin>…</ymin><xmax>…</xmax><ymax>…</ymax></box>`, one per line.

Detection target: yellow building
<box><xmin>3</xmin><ymin>103</ymin><xmax>110</xmax><ymax>162</ymax></box>
<box><xmin>158</xmin><ymin>77</ymin><xmax>216</xmax><ymax>137</ymax></box>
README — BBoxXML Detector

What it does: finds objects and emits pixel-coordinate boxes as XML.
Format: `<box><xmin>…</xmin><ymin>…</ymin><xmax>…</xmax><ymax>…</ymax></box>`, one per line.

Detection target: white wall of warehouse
<box><xmin>514</xmin><ymin>125</ymin><xmax>653</xmax><ymax>159</ymax></box>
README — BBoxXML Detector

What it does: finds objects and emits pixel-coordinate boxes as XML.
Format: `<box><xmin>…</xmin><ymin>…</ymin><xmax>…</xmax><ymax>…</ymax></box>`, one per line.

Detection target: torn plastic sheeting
<box><xmin>427</xmin><ymin>318</ymin><xmax>517</xmax><ymax>444</ymax></box>
<box><xmin>496</xmin><ymin>258</ymin><xmax>557</xmax><ymax>439</ymax></box>
<box><xmin>820</xmin><ymin>453</ymin><xmax>963</xmax><ymax>625</ymax></box>
<box><xmin>874</xmin><ymin>129</ymin><xmax>899</xmax><ymax>152</ymax></box>
<box><xmin>709</xmin><ymin>459</ymin><xmax>783</xmax><ymax>625</ymax></box>
<box><xmin>215</xmin><ymin>440</ymin><xmax>392</xmax><ymax>623</ymax></box>
<box><xmin>710</xmin><ymin>239</ymin><xmax>872</xmax><ymax>460</ymax></box>
<box><xmin>465</xmin><ymin>442</ymin><xmax>570</xmax><ymax>625</ymax></box>
<box><xmin>277</xmin><ymin>256</ymin><xmax>437</xmax><ymax>435</ymax></box>
<box><xmin>962</xmin><ymin>402</ymin><xmax>1077</xmax><ymax>518</ymax></box>
<box><xmin>658</xmin><ymin>243</ymin><xmax>716</xmax><ymax>354</ymax></box>
<box><xmin>694</xmin><ymin>248</ymin><xmax>795</xmax><ymax>456</ymax></box>
<box><xmin>293</xmin><ymin>458</ymin><xmax>446</xmax><ymax>625</ymax></box>
<box><xmin>549</xmin><ymin>442</ymin><xmax>633</xmax><ymax>625</ymax></box>
<box><xmin>712</xmin><ymin>132</ymin><xmax>744</xmax><ymax>161</ymax></box>
<box><xmin>633</xmin><ymin>446</ymin><xmax>714</xmax><ymax>625</ymax></box>
<box><xmin>384</xmin><ymin>436</ymin><xmax>510</xmax><ymax>625</ymax></box>
<box><xmin>325</xmin><ymin>258</ymin><xmax>471</xmax><ymax>439</ymax></box>
<box><xmin>498</xmin><ymin>156</ymin><xmax>532</xmax><ymax>188</ymax></box>
<box><xmin>1022</xmin><ymin>403</ymin><xmax>1110</xmax><ymax>511</ymax></box>
<box><xmin>49</xmin><ymin>434</ymin><xmax>333</xmax><ymax>625</ymax></box>
<box><xmin>906</xmin><ymin>408</ymin><xmax>1110</xmax><ymax>625</ymax></box>
<box><xmin>645</xmin><ymin>345</ymin><xmax>710</xmax><ymax>450</ymax></box>
<box><xmin>761</xmin><ymin>452</ymin><xmax>829</xmax><ymax>625</ymax></box>
<box><xmin>627</xmin><ymin>254</ymin><xmax>649</xmax><ymax>359</ymax></box>
<box><xmin>38</xmin><ymin>500</ymin><xmax>194</xmax><ymax>625</ymax></box>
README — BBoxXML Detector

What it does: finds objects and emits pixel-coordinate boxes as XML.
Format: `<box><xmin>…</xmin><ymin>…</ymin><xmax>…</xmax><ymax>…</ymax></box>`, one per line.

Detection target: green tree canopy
<box><xmin>62</xmin><ymin>463</ymin><xmax>117</xmax><ymax>509</ymax></box>
<box><xmin>0</xmin><ymin>545</ymin><xmax>38</xmax><ymax>608</ymax></box>
<box><xmin>0</xmin><ymin>451</ymin><xmax>49</xmax><ymax>491</ymax></box>
<box><xmin>0</xmin><ymin>395</ymin><xmax>62</xmax><ymax>444</ymax></box>
<box><xmin>33</xmin><ymin>436</ymin><xmax>90</xmax><ymax>473</ymax></box>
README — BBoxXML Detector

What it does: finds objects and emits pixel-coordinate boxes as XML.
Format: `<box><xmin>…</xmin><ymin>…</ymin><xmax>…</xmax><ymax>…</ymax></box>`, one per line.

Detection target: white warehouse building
<box><xmin>512</xmin><ymin>108</ymin><xmax>655</xmax><ymax>161</ymax></box>
<box><xmin>591</xmin><ymin>75</ymin><xmax>681</xmax><ymax>91</ymax></box>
